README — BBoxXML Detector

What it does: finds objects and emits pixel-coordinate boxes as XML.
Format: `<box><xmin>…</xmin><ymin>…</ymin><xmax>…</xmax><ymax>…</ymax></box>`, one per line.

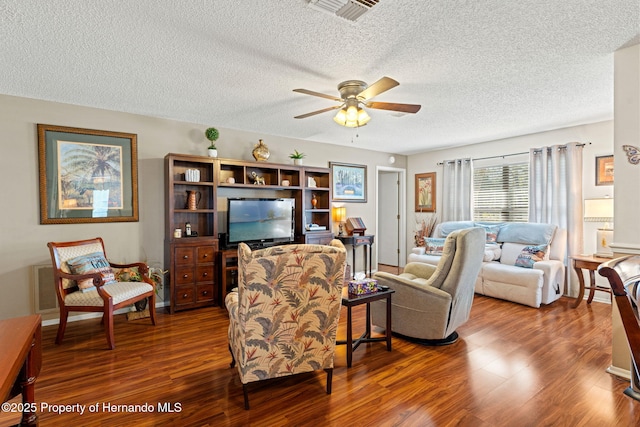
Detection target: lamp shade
<box><xmin>584</xmin><ymin>198</ymin><xmax>613</xmax><ymax>222</ymax></box>
<box><xmin>332</xmin><ymin>206</ymin><xmax>346</xmax><ymax>222</ymax></box>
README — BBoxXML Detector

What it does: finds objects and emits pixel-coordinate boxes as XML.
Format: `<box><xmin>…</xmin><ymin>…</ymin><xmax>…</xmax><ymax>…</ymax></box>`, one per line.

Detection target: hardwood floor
<box><xmin>3</xmin><ymin>267</ymin><xmax>640</xmax><ymax>426</ymax></box>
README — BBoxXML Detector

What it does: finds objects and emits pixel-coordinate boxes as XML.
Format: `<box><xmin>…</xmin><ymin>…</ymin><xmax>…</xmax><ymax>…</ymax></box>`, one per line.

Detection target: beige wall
<box><xmin>0</xmin><ymin>94</ymin><xmax>405</xmax><ymax>320</ymax></box>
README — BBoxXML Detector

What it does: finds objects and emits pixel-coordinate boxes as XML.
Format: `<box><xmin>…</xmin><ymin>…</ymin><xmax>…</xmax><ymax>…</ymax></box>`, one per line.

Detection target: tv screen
<box><xmin>227</xmin><ymin>198</ymin><xmax>295</xmax><ymax>247</ymax></box>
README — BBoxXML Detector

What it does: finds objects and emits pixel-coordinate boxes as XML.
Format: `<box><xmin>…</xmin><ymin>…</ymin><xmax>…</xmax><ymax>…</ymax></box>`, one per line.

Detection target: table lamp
<box><xmin>332</xmin><ymin>206</ymin><xmax>346</xmax><ymax>236</ymax></box>
<box><xmin>584</xmin><ymin>198</ymin><xmax>614</xmax><ymax>258</ymax></box>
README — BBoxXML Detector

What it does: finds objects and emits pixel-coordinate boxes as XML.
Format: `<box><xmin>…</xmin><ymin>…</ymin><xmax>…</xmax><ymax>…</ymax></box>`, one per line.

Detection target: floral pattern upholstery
<box><xmin>225</xmin><ymin>240</ymin><xmax>347</xmax><ymax>386</ymax></box>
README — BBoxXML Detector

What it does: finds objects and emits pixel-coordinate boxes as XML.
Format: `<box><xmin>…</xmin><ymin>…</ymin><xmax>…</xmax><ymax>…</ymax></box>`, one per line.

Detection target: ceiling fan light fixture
<box><xmin>333</xmin><ymin>98</ymin><xmax>370</xmax><ymax>127</ymax></box>
<box><xmin>295</xmin><ymin>76</ymin><xmax>419</xmax><ymax>126</ymax></box>
<box><xmin>333</xmin><ymin>105</ymin><xmax>370</xmax><ymax>127</ymax></box>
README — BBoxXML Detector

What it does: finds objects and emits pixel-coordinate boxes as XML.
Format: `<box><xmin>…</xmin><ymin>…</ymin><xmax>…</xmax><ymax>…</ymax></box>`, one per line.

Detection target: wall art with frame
<box><xmin>595</xmin><ymin>155</ymin><xmax>614</xmax><ymax>186</ymax></box>
<box><xmin>37</xmin><ymin>124</ymin><xmax>139</xmax><ymax>224</ymax></box>
<box><xmin>330</xmin><ymin>162</ymin><xmax>367</xmax><ymax>202</ymax></box>
<box><xmin>415</xmin><ymin>172</ymin><xmax>436</xmax><ymax>212</ymax></box>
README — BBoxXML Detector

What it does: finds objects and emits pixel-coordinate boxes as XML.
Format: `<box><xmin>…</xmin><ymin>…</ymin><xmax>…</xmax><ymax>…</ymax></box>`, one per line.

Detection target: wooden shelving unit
<box><xmin>301</xmin><ymin>167</ymin><xmax>334</xmax><ymax>245</ymax></box>
<box><xmin>166</xmin><ymin>155</ymin><xmax>334</xmax><ymax>310</ymax></box>
<box><xmin>165</xmin><ymin>153</ymin><xmax>219</xmax><ymax>313</ymax></box>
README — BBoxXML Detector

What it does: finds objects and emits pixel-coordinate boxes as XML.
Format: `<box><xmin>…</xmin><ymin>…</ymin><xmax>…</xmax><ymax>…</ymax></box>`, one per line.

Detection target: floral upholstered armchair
<box><xmin>225</xmin><ymin>240</ymin><xmax>347</xmax><ymax>409</ymax></box>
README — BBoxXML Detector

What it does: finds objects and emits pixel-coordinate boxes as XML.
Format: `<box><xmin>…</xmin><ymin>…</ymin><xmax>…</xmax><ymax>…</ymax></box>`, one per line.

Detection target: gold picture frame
<box><xmin>595</xmin><ymin>155</ymin><xmax>614</xmax><ymax>186</ymax></box>
<box><xmin>415</xmin><ymin>172</ymin><xmax>436</xmax><ymax>212</ymax></box>
<box><xmin>38</xmin><ymin>124</ymin><xmax>139</xmax><ymax>224</ymax></box>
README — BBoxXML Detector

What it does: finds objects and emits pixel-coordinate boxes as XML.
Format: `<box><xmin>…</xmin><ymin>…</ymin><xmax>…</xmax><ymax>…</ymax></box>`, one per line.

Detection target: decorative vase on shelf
<box><xmin>311</xmin><ymin>193</ymin><xmax>318</xmax><ymax>209</ymax></box>
<box><xmin>252</xmin><ymin>139</ymin><xmax>270</xmax><ymax>162</ymax></box>
<box><xmin>208</xmin><ymin>148</ymin><xmax>218</xmax><ymax>158</ymax></box>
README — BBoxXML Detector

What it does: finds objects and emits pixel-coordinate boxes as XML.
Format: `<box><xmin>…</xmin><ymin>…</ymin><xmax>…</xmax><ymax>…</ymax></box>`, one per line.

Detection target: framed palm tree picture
<box><xmin>37</xmin><ymin>124</ymin><xmax>139</xmax><ymax>224</ymax></box>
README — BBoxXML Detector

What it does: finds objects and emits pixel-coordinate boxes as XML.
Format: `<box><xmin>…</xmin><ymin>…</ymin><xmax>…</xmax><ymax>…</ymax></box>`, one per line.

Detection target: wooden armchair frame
<box><xmin>598</xmin><ymin>255</ymin><xmax>640</xmax><ymax>401</ymax></box>
<box><xmin>47</xmin><ymin>237</ymin><xmax>156</xmax><ymax>350</ymax></box>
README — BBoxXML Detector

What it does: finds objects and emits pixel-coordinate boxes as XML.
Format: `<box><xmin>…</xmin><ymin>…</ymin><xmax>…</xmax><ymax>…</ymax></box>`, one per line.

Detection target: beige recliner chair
<box><xmin>371</xmin><ymin>227</ymin><xmax>485</xmax><ymax>344</ymax></box>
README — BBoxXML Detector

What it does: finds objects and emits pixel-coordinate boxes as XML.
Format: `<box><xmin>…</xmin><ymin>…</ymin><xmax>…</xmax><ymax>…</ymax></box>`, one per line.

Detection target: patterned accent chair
<box><xmin>47</xmin><ymin>237</ymin><xmax>156</xmax><ymax>350</ymax></box>
<box><xmin>371</xmin><ymin>227</ymin><xmax>486</xmax><ymax>345</ymax></box>
<box><xmin>225</xmin><ymin>240</ymin><xmax>347</xmax><ymax>409</ymax></box>
<box><xmin>598</xmin><ymin>255</ymin><xmax>640</xmax><ymax>401</ymax></box>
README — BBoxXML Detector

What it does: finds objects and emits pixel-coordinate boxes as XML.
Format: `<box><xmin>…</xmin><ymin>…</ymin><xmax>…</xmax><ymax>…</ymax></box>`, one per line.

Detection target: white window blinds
<box><xmin>473</xmin><ymin>163</ymin><xmax>529</xmax><ymax>222</ymax></box>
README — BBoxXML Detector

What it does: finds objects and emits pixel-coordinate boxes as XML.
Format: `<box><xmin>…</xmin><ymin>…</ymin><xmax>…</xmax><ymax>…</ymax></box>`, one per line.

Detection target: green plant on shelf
<box><xmin>205</xmin><ymin>127</ymin><xmax>219</xmax><ymax>149</ymax></box>
<box><xmin>289</xmin><ymin>149</ymin><xmax>305</xmax><ymax>159</ymax></box>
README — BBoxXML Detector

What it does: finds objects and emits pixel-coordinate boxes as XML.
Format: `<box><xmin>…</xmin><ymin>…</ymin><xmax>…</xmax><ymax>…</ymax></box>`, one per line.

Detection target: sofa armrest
<box><xmin>533</xmin><ymin>260</ymin><xmax>565</xmax><ymax>294</ymax></box>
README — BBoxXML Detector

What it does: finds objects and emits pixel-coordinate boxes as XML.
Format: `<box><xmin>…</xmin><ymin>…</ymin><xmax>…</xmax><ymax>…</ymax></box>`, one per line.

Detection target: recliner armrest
<box><xmin>403</xmin><ymin>262</ymin><xmax>438</xmax><ymax>278</ymax></box>
<box><xmin>373</xmin><ymin>271</ymin><xmax>451</xmax><ymax>301</ymax></box>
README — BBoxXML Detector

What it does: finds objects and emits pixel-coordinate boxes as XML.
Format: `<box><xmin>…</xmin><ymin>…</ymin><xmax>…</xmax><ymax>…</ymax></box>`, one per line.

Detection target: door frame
<box><xmin>375</xmin><ymin>166</ymin><xmax>407</xmax><ymax>269</ymax></box>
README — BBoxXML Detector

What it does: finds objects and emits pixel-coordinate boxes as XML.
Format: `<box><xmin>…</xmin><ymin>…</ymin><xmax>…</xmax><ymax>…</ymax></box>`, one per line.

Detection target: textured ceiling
<box><xmin>1</xmin><ymin>1</ymin><xmax>638</xmax><ymax>154</ymax></box>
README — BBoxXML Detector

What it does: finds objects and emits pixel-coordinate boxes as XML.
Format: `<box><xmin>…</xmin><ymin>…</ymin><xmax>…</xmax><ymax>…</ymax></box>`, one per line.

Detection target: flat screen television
<box><xmin>226</xmin><ymin>198</ymin><xmax>295</xmax><ymax>248</ymax></box>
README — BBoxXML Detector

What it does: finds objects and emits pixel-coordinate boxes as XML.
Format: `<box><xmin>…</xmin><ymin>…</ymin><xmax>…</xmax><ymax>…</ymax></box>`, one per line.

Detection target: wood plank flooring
<box><xmin>3</xmin><ymin>267</ymin><xmax>640</xmax><ymax>426</ymax></box>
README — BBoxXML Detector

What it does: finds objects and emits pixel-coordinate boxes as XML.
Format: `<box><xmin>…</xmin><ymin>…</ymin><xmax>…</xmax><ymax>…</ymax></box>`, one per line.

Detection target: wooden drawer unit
<box><xmin>169</xmin><ymin>238</ymin><xmax>218</xmax><ymax>313</ymax></box>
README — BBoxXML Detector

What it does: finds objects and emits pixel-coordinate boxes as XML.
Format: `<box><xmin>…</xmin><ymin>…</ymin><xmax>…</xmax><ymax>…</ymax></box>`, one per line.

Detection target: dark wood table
<box><xmin>1</xmin><ymin>314</ymin><xmax>42</xmax><ymax>427</ymax></box>
<box><xmin>337</xmin><ymin>287</ymin><xmax>394</xmax><ymax>367</ymax></box>
<box><xmin>570</xmin><ymin>254</ymin><xmax>613</xmax><ymax>308</ymax></box>
<box><xmin>336</xmin><ymin>235</ymin><xmax>375</xmax><ymax>278</ymax></box>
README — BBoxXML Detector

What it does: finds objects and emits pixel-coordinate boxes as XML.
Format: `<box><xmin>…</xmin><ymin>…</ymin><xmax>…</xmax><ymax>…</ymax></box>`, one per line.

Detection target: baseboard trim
<box><xmin>606</xmin><ymin>364</ymin><xmax>631</xmax><ymax>380</ymax></box>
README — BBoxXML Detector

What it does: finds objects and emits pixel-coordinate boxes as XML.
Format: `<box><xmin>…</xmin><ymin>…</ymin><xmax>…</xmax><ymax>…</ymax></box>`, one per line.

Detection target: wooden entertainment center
<box><xmin>165</xmin><ymin>153</ymin><xmax>333</xmax><ymax>312</ymax></box>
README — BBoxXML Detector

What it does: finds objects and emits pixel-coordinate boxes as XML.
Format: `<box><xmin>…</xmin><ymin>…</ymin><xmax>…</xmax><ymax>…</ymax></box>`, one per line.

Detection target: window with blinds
<box><xmin>473</xmin><ymin>163</ymin><xmax>529</xmax><ymax>222</ymax></box>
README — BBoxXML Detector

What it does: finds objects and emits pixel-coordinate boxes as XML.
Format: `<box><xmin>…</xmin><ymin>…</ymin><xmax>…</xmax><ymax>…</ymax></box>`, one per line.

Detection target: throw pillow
<box><xmin>479</xmin><ymin>224</ymin><xmax>501</xmax><ymax>243</ymax></box>
<box><xmin>514</xmin><ymin>244</ymin><xmax>548</xmax><ymax>269</ymax></box>
<box><xmin>483</xmin><ymin>243</ymin><xmax>502</xmax><ymax>262</ymax></box>
<box><xmin>66</xmin><ymin>252</ymin><xmax>116</xmax><ymax>291</ymax></box>
<box><xmin>425</xmin><ymin>237</ymin><xmax>446</xmax><ymax>255</ymax></box>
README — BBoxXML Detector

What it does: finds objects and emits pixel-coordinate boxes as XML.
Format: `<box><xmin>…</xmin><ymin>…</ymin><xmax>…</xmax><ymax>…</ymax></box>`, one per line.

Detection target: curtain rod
<box><xmin>437</xmin><ymin>142</ymin><xmax>589</xmax><ymax>166</ymax></box>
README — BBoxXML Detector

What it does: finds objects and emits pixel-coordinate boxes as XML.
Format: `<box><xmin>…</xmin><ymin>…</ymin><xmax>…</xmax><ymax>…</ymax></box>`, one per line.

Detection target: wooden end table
<box><xmin>1</xmin><ymin>315</ymin><xmax>42</xmax><ymax>427</ymax></box>
<box><xmin>570</xmin><ymin>254</ymin><xmax>613</xmax><ymax>308</ymax></box>
<box><xmin>337</xmin><ymin>287</ymin><xmax>394</xmax><ymax>367</ymax></box>
<box><xmin>336</xmin><ymin>235</ymin><xmax>375</xmax><ymax>278</ymax></box>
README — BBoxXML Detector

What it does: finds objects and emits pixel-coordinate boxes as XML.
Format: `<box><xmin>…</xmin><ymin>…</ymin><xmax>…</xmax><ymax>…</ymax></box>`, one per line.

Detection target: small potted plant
<box><xmin>205</xmin><ymin>127</ymin><xmax>219</xmax><ymax>157</ymax></box>
<box><xmin>289</xmin><ymin>149</ymin><xmax>305</xmax><ymax>165</ymax></box>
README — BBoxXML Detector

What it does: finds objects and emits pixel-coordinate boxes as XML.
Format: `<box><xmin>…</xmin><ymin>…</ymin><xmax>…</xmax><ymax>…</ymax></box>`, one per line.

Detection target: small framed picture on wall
<box><xmin>595</xmin><ymin>155</ymin><xmax>614</xmax><ymax>186</ymax></box>
<box><xmin>415</xmin><ymin>172</ymin><xmax>436</xmax><ymax>212</ymax></box>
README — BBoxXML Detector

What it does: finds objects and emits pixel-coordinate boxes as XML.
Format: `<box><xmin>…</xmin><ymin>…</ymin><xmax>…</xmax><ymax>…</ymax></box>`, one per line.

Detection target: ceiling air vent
<box><xmin>307</xmin><ymin>0</ymin><xmax>380</xmax><ymax>22</ymax></box>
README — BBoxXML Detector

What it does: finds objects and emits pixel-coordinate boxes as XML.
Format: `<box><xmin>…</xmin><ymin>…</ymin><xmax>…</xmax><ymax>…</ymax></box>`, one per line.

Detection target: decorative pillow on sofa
<box><xmin>478</xmin><ymin>224</ymin><xmax>501</xmax><ymax>243</ymax></box>
<box><xmin>483</xmin><ymin>243</ymin><xmax>502</xmax><ymax>262</ymax></box>
<box><xmin>496</xmin><ymin>222</ymin><xmax>557</xmax><ymax>246</ymax></box>
<box><xmin>514</xmin><ymin>244</ymin><xmax>548</xmax><ymax>269</ymax></box>
<box><xmin>425</xmin><ymin>238</ymin><xmax>446</xmax><ymax>255</ymax></box>
<box><xmin>66</xmin><ymin>252</ymin><xmax>116</xmax><ymax>291</ymax></box>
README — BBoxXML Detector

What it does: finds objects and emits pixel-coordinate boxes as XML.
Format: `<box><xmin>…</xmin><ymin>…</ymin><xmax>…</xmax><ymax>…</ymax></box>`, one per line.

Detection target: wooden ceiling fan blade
<box><xmin>293</xmin><ymin>88</ymin><xmax>342</xmax><ymax>102</ymax></box>
<box><xmin>366</xmin><ymin>101</ymin><xmax>422</xmax><ymax>114</ymax></box>
<box><xmin>294</xmin><ymin>105</ymin><xmax>341</xmax><ymax>119</ymax></box>
<box><xmin>357</xmin><ymin>76</ymin><xmax>399</xmax><ymax>100</ymax></box>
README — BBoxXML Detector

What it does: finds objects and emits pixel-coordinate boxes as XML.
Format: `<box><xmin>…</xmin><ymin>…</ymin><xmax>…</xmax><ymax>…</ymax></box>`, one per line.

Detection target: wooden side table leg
<box><xmin>385</xmin><ymin>295</ymin><xmax>392</xmax><ymax>351</ymax></box>
<box><xmin>365</xmin><ymin>302</ymin><xmax>371</xmax><ymax>338</ymax></box>
<box><xmin>351</xmin><ymin>246</ymin><xmax>356</xmax><ymax>279</ymax></box>
<box><xmin>346</xmin><ymin>306</ymin><xmax>353</xmax><ymax>368</ymax></box>
<box><xmin>587</xmin><ymin>270</ymin><xmax>597</xmax><ymax>304</ymax></box>
<box><xmin>572</xmin><ymin>264</ymin><xmax>585</xmax><ymax>308</ymax></box>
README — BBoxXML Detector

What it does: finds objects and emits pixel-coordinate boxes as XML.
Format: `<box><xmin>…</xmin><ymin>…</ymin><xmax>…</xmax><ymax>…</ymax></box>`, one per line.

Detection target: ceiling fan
<box><xmin>293</xmin><ymin>76</ymin><xmax>421</xmax><ymax>127</ymax></box>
